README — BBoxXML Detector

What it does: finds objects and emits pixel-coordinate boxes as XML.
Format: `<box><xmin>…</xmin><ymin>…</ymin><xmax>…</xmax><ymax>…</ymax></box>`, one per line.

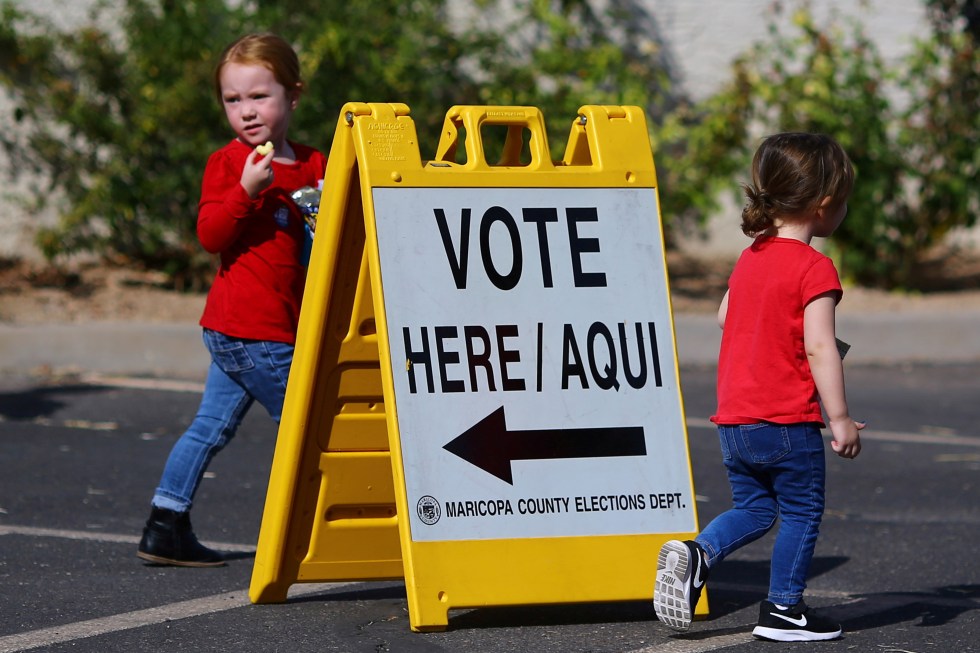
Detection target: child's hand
<box><xmin>241</xmin><ymin>146</ymin><xmax>275</xmax><ymax>198</ymax></box>
<box><xmin>829</xmin><ymin>418</ymin><xmax>865</xmax><ymax>459</ymax></box>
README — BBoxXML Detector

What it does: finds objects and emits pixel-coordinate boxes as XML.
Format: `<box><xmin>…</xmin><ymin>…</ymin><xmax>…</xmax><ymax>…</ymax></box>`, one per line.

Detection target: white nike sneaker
<box><xmin>653</xmin><ymin>539</ymin><xmax>708</xmax><ymax>630</ymax></box>
<box><xmin>752</xmin><ymin>600</ymin><xmax>842</xmax><ymax>641</ymax></box>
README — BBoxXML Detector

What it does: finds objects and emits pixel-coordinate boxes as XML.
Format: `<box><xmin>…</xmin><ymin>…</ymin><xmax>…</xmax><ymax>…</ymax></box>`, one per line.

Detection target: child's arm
<box><xmin>717</xmin><ymin>290</ymin><xmax>730</xmax><ymax>329</ymax></box>
<box><xmin>804</xmin><ymin>292</ymin><xmax>864</xmax><ymax>459</ymax></box>
<box><xmin>198</xmin><ymin>149</ymin><xmax>275</xmax><ymax>253</ymax></box>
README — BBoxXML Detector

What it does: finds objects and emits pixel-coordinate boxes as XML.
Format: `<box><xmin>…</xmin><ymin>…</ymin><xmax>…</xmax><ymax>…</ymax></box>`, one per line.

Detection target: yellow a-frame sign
<box><xmin>249</xmin><ymin>103</ymin><xmax>705</xmax><ymax>631</ymax></box>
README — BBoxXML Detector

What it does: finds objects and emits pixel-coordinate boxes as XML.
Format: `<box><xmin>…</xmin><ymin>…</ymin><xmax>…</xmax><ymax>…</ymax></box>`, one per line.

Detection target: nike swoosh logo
<box><xmin>771</xmin><ymin>612</ymin><xmax>808</xmax><ymax>627</ymax></box>
<box><xmin>691</xmin><ymin>554</ymin><xmax>705</xmax><ymax>589</ymax></box>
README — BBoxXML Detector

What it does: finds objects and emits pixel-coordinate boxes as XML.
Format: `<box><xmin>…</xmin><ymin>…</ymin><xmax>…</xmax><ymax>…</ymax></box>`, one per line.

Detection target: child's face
<box><xmin>219</xmin><ymin>62</ymin><xmax>297</xmax><ymax>149</ymax></box>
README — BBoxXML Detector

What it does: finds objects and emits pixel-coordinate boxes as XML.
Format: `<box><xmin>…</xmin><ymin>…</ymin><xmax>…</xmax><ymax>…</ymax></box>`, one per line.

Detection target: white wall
<box><xmin>649</xmin><ymin>0</ymin><xmax>935</xmax><ymax>258</ymax></box>
<box><xmin>0</xmin><ymin>0</ymin><xmax>115</xmax><ymax>261</ymax></box>
<box><xmin>648</xmin><ymin>0</ymin><xmax>925</xmax><ymax>101</ymax></box>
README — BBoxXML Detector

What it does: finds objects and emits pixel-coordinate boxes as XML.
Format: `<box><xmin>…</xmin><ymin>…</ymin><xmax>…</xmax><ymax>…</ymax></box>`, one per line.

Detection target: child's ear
<box><xmin>815</xmin><ymin>195</ymin><xmax>833</xmax><ymax>219</ymax></box>
<box><xmin>289</xmin><ymin>83</ymin><xmax>303</xmax><ymax>109</ymax></box>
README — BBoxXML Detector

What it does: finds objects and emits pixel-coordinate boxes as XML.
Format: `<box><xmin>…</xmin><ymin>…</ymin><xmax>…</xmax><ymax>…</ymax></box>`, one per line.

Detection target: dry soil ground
<box><xmin>1</xmin><ymin>249</ymin><xmax>979</xmax><ymax>325</ymax></box>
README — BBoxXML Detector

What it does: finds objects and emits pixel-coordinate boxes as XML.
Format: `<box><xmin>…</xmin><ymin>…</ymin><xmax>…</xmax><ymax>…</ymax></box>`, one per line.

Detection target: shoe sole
<box><xmin>752</xmin><ymin>626</ymin><xmax>842</xmax><ymax>642</ymax></box>
<box><xmin>137</xmin><ymin>550</ymin><xmax>226</xmax><ymax>568</ymax></box>
<box><xmin>653</xmin><ymin>540</ymin><xmax>693</xmax><ymax>630</ymax></box>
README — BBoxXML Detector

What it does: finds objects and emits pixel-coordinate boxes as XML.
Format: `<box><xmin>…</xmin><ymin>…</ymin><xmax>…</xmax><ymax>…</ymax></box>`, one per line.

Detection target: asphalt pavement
<box><xmin>1</xmin><ymin>303</ymin><xmax>978</xmax><ymax>652</ymax></box>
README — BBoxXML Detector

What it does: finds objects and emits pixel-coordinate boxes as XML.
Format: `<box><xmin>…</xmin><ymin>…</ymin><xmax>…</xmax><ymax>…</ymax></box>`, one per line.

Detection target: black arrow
<box><xmin>442</xmin><ymin>406</ymin><xmax>646</xmax><ymax>484</ymax></box>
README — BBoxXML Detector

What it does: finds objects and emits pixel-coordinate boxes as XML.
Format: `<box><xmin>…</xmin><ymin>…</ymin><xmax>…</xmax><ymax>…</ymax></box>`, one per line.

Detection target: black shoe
<box><xmin>752</xmin><ymin>600</ymin><xmax>842</xmax><ymax>641</ymax></box>
<box><xmin>653</xmin><ymin>540</ymin><xmax>708</xmax><ymax>631</ymax></box>
<box><xmin>137</xmin><ymin>506</ymin><xmax>225</xmax><ymax>567</ymax></box>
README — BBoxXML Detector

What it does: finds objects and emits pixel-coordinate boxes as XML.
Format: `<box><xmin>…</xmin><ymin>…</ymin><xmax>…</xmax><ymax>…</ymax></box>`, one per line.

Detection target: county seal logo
<box><xmin>416</xmin><ymin>496</ymin><xmax>441</xmax><ymax>525</ymax></box>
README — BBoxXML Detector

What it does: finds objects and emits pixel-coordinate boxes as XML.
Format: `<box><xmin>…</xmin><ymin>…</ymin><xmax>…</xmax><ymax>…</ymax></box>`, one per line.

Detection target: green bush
<box><xmin>1</xmin><ymin>0</ymin><xmax>243</xmax><ymax>288</ymax></box>
<box><xmin>0</xmin><ymin>0</ymin><xmax>679</xmax><ymax>288</ymax></box>
<box><xmin>1</xmin><ymin>0</ymin><xmax>976</xmax><ymax>290</ymax></box>
<box><xmin>681</xmin><ymin>1</ymin><xmax>979</xmax><ymax>288</ymax></box>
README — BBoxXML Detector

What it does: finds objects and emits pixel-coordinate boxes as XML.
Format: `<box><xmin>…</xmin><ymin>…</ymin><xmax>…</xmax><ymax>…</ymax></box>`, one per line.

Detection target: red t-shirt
<box><xmin>712</xmin><ymin>237</ymin><xmax>842</xmax><ymax>426</ymax></box>
<box><xmin>197</xmin><ymin>139</ymin><xmax>328</xmax><ymax>344</ymax></box>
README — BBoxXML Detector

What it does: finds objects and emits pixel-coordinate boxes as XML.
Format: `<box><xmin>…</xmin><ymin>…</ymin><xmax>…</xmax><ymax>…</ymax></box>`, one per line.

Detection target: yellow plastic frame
<box><xmin>248</xmin><ymin>103</ymin><xmax>705</xmax><ymax>632</ymax></box>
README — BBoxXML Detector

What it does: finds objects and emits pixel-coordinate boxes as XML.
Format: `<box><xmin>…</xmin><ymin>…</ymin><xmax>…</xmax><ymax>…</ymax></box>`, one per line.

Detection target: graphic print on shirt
<box><xmin>274</xmin><ymin>205</ymin><xmax>290</xmax><ymax>228</ymax></box>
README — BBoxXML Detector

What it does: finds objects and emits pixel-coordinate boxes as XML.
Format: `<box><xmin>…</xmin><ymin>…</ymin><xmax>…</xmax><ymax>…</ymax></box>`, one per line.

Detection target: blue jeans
<box><xmin>695</xmin><ymin>422</ymin><xmax>827</xmax><ymax>605</ymax></box>
<box><xmin>152</xmin><ymin>329</ymin><xmax>293</xmax><ymax>512</ymax></box>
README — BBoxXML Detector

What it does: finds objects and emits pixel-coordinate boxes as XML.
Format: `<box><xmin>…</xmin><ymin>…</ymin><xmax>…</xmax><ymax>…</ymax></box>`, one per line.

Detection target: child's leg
<box><xmin>655</xmin><ymin>425</ymin><xmax>780</xmax><ymax>631</ymax></box>
<box><xmin>695</xmin><ymin>425</ymin><xmax>780</xmax><ymax>566</ymax></box>
<box><xmin>766</xmin><ymin>422</ymin><xmax>827</xmax><ymax>606</ymax></box>
<box><xmin>152</xmin><ymin>358</ymin><xmax>253</xmax><ymax>511</ymax></box>
<box><xmin>140</xmin><ymin>357</ymin><xmax>250</xmax><ymax>567</ymax></box>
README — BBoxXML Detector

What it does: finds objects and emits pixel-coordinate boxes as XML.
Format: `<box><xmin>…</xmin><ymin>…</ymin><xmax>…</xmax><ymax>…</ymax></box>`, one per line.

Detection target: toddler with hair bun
<box><xmin>654</xmin><ymin>132</ymin><xmax>864</xmax><ymax>642</ymax></box>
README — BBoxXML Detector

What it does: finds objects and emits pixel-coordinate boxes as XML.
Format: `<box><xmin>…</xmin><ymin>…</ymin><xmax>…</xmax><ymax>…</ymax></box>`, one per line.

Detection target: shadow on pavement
<box><xmin>698</xmin><ymin>555</ymin><xmax>851</xmax><ymax>619</ymax></box>
<box><xmin>834</xmin><ymin>584</ymin><xmax>979</xmax><ymax>632</ymax></box>
<box><xmin>0</xmin><ymin>382</ymin><xmax>114</xmax><ymax>421</ymax></box>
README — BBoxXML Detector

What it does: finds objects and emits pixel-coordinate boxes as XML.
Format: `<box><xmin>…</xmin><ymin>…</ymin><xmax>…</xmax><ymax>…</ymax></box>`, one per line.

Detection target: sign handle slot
<box><xmin>433</xmin><ymin>105</ymin><xmax>555</xmax><ymax>171</ymax></box>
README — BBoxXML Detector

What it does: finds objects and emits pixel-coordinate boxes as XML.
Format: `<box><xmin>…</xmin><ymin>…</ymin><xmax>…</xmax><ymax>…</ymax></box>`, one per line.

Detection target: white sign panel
<box><xmin>373</xmin><ymin>187</ymin><xmax>696</xmax><ymax>542</ymax></box>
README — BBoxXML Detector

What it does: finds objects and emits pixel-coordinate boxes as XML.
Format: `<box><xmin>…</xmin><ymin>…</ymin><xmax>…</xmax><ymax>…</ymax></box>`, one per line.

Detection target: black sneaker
<box><xmin>653</xmin><ymin>540</ymin><xmax>708</xmax><ymax>630</ymax></box>
<box><xmin>752</xmin><ymin>600</ymin><xmax>842</xmax><ymax>641</ymax></box>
